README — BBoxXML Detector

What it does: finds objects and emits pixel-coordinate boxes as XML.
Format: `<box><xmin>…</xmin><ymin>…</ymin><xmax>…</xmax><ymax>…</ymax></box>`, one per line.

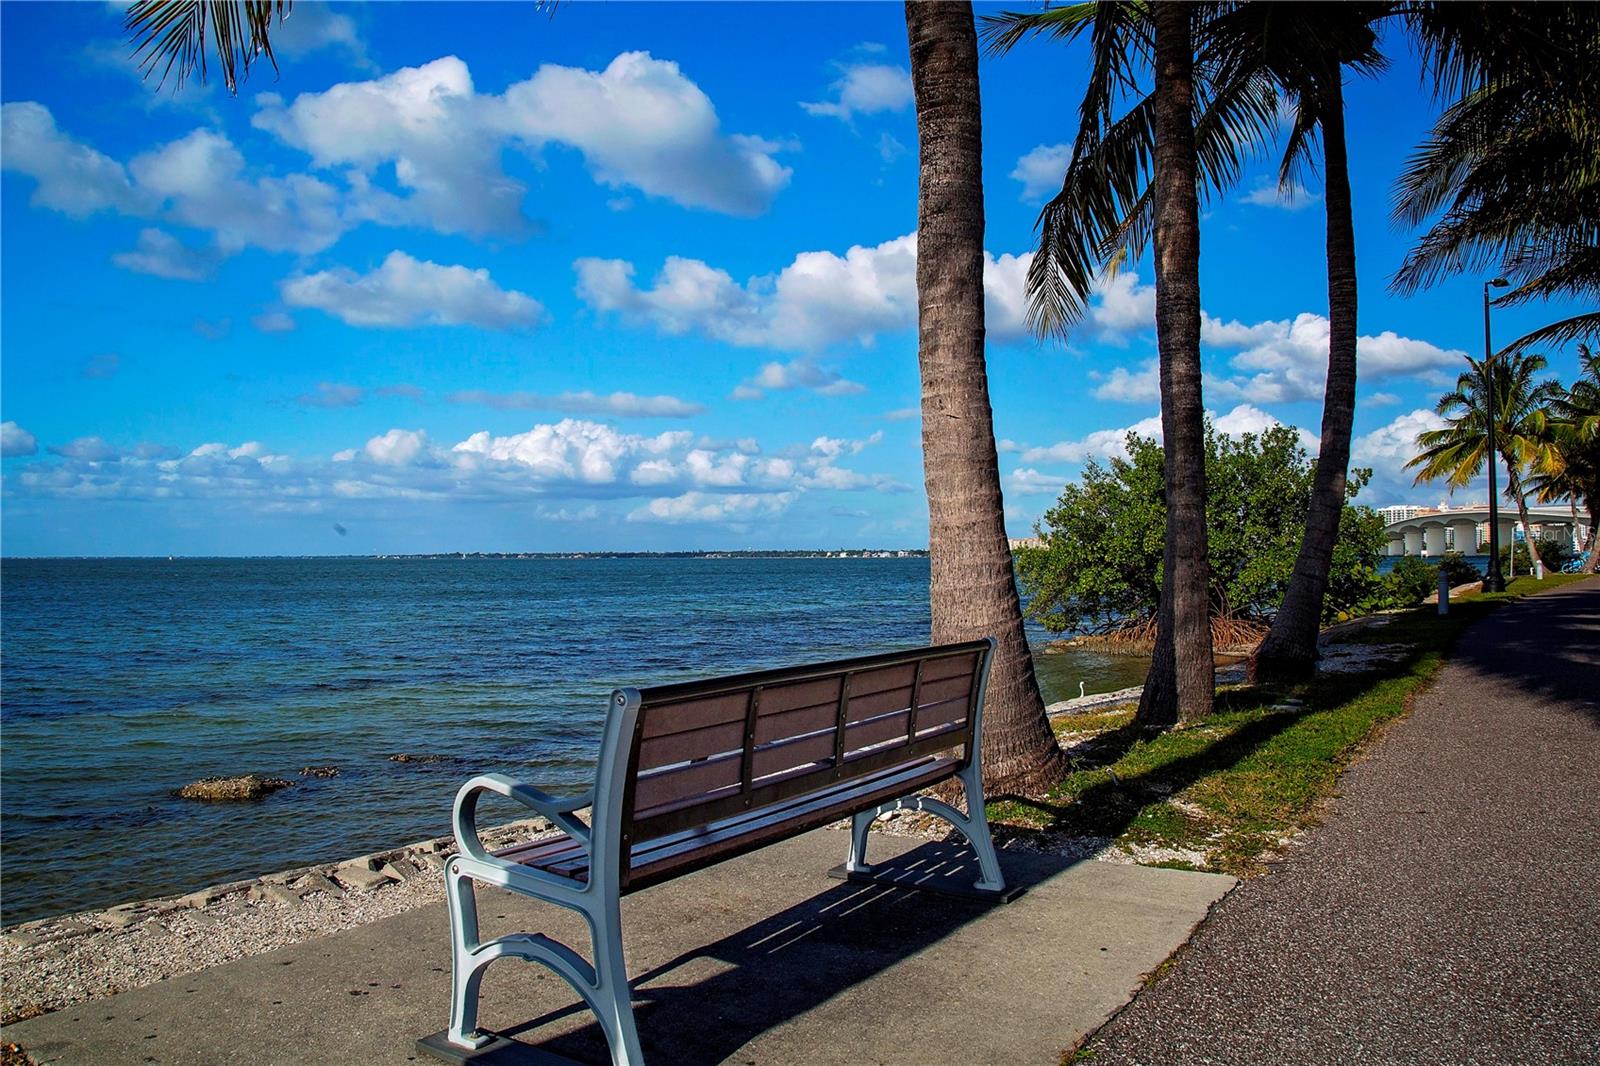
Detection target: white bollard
<box><xmin>1438</xmin><ymin>570</ymin><xmax>1450</xmax><ymax>615</ymax></box>
<box><xmin>1535</xmin><ymin>559</ymin><xmax>1545</xmax><ymax>580</ymax></box>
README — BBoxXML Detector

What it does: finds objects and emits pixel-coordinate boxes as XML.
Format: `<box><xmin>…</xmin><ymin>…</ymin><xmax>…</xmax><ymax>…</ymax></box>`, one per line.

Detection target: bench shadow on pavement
<box><xmin>469</xmin><ymin>841</ymin><xmax>1076</xmax><ymax>1065</ymax></box>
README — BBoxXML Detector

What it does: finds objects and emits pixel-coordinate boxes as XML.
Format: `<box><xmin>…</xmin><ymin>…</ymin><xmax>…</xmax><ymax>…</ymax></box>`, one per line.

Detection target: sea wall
<box><xmin>0</xmin><ymin>817</ymin><xmax>549</xmax><ymax>1025</ymax></box>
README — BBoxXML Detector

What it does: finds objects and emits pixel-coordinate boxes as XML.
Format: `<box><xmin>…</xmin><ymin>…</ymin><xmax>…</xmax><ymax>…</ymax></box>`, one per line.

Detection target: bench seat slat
<box><xmin>753</xmin><ymin>701</ymin><xmax>837</xmax><ymax>744</ymax></box>
<box><xmin>920</xmin><ymin>651</ymin><xmax>980</xmax><ymax>682</ymax></box>
<box><xmin>914</xmin><ymin>692</ymin><xmax>971</xmax><ymax>732</ymax></box>
<box><xmin>633</xmin><ymin>750</ymin><xmax>742</xmax><ymax>810</ymax></box>
<box><xmin>495</xmin><ymin>754</ymin><xmax>961</xmax><ymax>893</ymax></box>
<box><xmin>757</xmin><ymin>676</ymin><xmax>844</xmax><ymax>715</ymax></box>
<box><xmin>639</xmin><ymin>690</ymin><xmax>750</xmax><ymax>740</ymax></box>
<box><xmin>846</xmin><ymin>683</ymin><xmax>915</xmax><ymax>720</ymax></box>
<box><xmin>637</xmin><ymin>719</ymin><xmax>746</xmax><ymax>771</ymax></box>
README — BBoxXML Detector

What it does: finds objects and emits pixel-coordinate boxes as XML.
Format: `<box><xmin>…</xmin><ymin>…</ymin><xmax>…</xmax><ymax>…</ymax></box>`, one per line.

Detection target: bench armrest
<box><xmin>453</xmin><ymin>773</ymin><xmax>594</xmax><ymax>865</ymax></box>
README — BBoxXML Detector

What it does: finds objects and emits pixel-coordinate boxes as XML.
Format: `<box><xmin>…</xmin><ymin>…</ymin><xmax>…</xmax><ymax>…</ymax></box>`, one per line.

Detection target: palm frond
<box><xmin>1502</xmin><ymin>310</ymin><xmax>1600</xmax><ymax>354</ymax></box>
<box><xmin>126</xmin><ymin>0</ymin><xmax>291</xmax><ymax>94</ymax></box>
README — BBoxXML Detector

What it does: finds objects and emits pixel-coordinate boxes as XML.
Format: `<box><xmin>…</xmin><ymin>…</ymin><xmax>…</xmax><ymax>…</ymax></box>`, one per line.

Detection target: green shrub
<box><xmin>1436</xmin><ymin>552</ymin><xmax>1481</xmax><ymax>588</ymax></box>
<box><xmin>1017</xmin><ymin>423</ymin><xmax>1385</xmax><ymax>633</ymax></box>
<box><xmin>1385</xmin><ymin>556</ymin><xmax>1440</xmax><ymax>607</ymax></box>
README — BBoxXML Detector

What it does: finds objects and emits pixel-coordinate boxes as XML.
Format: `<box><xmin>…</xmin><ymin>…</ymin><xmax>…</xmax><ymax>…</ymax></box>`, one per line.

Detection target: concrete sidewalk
<box><xmin>1086</xmin><ymin>577</ymin><xmax>1600</xmax><ymax>1064</ymax></box>
<box><xmin>5</xmin><ymin>831</ymin><xmax>1233</xmax><ymax>1065</ymax></box>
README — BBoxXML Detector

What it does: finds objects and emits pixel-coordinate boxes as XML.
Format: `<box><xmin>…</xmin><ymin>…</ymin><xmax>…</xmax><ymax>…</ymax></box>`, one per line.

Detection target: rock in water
<box><xmin>176</xmin><ymin>775</ymin><xmax>295</xmax><ymax>801</ymax></box>
<box><xmin>300</xmin><ymin>765</ymin><xmax>340</xmax><ymax>778</ymax></box>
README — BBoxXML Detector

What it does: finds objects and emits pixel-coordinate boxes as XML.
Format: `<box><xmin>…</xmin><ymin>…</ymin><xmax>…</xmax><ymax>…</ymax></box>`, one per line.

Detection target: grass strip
<box><xmin>992</xmin><ymin>573</ymin><xmax>1592</xmax><ymax>875</ymax></box>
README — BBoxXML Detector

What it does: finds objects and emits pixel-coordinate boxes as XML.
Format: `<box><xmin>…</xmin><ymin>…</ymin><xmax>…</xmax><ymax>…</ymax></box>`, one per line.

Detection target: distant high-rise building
<box><xmin>1377</xmin><ymin>505</ymin><xmax>1423</xmax><ymax>525</ymax></box>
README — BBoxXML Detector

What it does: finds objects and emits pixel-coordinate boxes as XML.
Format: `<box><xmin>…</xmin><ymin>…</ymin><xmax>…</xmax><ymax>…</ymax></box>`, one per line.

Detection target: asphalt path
<box><xmin>1087</xmin><ymin>577</ymin><xmax>1600</xmax><ymax>1065</ymax></box>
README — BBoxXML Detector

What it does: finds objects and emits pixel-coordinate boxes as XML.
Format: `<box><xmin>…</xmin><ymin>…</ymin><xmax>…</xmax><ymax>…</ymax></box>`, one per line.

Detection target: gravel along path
<box><xmin>1085</xmin><ymin>578</ymin><xmax>1600</xmax><ymax>1066</ymax></box>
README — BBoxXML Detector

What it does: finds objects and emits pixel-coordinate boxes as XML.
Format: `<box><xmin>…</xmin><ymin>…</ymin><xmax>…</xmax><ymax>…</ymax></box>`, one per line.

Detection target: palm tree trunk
<box><xmin>1137</xmin><ymin>1</ymin><xmax>1214</xmax><ymax>728</ymax></box>
<box><xmin>1253</xmin><ymin>72</ymin><xmax>1357</xmax><ymax>682</ymax></box>
<box><xmin>1504</xmin><ymin>462</ymin><xmax>1544</xmax><ymax>572</ymax></box>
<box><xmin>905</xmin><ymin>0</ymin><xmax>1067</xmax><ymax>793</ymax></box>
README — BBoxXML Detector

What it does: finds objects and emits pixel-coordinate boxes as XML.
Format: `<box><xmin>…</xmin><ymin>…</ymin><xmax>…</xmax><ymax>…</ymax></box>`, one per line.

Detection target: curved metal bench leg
<box><xmin>443</xmin><ymin>858</ymin><xmax>644</xmax><ymax>1064</ymax></box>
<box><xmin>850</xmin><ymin>763</ymin><xmax>1005</xmax><ymax>894</ymax></box>
<box><xmin>587</xmin><ymin>895</ymin><xmax>645</xmax><ymax>1066</ymax></box>
<box><xmin>445</xmin><ymin>858</ymin><xmax>494</xmax><ymax>1050</ymax></box>
<box><xmin>845</xmin><ymin>809</ymin><xmax>876</xmax><ymax>874</ymax></box>
<box><xmin>956</xmin><ymin>760</ymin><xmax>1005</xmax><ymax>892</ymax></box>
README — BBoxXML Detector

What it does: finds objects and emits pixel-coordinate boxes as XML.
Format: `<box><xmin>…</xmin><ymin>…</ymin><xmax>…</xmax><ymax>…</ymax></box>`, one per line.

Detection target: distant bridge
<box><xmin>1382</xmin><ymin>505</ymin><xmax>1579</xmax><ymax>557</ymax></box>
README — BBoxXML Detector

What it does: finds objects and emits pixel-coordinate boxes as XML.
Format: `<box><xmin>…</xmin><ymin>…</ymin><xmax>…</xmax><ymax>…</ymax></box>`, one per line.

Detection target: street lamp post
<box><xmin>1482</xmin><ymin>277</ymin><xmax>1510</xmax><ymax>593</ymax></box>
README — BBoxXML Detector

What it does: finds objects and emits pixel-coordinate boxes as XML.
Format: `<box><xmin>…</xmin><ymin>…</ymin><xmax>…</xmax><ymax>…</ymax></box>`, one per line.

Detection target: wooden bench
<box><xmin>425</xmin><ymin>638</ymin><xmax>1007</xmax><ymax>1066</ymax></box>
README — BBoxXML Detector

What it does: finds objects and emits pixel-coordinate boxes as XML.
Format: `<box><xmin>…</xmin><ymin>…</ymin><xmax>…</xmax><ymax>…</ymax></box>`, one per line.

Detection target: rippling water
<box><xmin>0</xmin><ymin>556</ymin><xmax>1148</xmax><ymax>924</ymax></box>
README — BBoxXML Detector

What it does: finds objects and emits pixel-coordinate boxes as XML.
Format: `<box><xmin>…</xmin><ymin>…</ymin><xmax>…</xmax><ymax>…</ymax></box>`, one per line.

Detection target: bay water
<box><xmin>0</xmin><ymin>556</ymin><xmax>1146</xmax><ymax>925</ymax></box>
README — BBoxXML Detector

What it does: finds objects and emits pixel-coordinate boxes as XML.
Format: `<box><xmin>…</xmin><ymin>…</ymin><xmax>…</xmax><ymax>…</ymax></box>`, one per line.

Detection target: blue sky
<box><xmin>1</xmin><ymin>2</ymin><xmax>1589</xmax><ymax>556</ymax></box>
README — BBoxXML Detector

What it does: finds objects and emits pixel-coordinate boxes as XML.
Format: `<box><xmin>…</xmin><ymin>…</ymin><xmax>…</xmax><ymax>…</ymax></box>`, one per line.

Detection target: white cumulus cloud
<box><xmin>253</xmin><ymin>52</ymin><xmax>791</xmax><ymax>228</ymax></box>
<box><xmin>1204</xmin><ymin>311</ymin><xmax>1468</xmax><ymax>404</ymax></box>
<box><xmin>2</xmin><ymin>421</ymin><xmax>39</xmax><ymax>458</ymax></box>
<box><xmin>446</xmin><ymin>390</ymin><xmax>705</xmax><ymax>418</ymax></box>
<box><xmin>1019</xmin><ymin>404</ymin><xmax>1312</xmax><ymax>467</ymax></box>
<box><xmin>1351</xmin><ymin>408</ymin><xmax>1449</xmax><ymax>503</ymax></box>
<box><xmin>112</xmin><ymin>228</ymin><xmax>220</xmax><ymax>281</ymax></box>
<box><xmin>628</xmin><ymin>491</ymin><xmax>797</xmax><ymax>524</ymax></box>
<box><xmin>1011</xmin><ymin>142</ymin><xmax>1072</xmax><ymax>201</ymax></box>
<box><xmin>1005</xmin><ymin>467</ymin><xmax>1069</xmax><ymax>496</ymax></box>
<box><xmin>577</xmin><ymin>233</ymin><xmax>1048</xmax><ymax>352</ymax></box>
<box><xmin>801</xmin><ymin>62</ymin><xmax>913</xmax><ymax>122</ymax></box>
<box><xmin>733</xmin><ymin>358</ymin><xmax>866</xmax><ymax>400</ymax></box>
<box><xmin>363</xmin><ymin>428</ymin><xmax>429</xmax><ymax>466</ymax></box>
<box><xmin>0</xmin><ymin>102</ymin><xmax>150</xmax><ymax>217</ymax></box>
<box><xmin>282</xmin><ymin>251</ymin><xmax>544</xmax><ymax>329</ymax></box>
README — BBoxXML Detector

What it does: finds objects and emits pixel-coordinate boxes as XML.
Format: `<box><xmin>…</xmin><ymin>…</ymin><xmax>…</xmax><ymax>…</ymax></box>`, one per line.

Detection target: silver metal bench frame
<box><xmin>440</xmin><ymin>639</ymin><xmax>1003</xmax><ymax>1066</ymax></box>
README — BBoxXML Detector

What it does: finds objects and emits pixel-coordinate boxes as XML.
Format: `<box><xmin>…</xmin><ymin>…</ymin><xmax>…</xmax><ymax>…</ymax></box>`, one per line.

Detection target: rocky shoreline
<box><xmin>0</xmin><ymin>816</ymin><xmax>551</xmax><ymax>1026</ymax></box>
<box><xmin>0</xmin><ymin>810</ymin><xmax>1145</xmax><ymax>1028</ymax></box>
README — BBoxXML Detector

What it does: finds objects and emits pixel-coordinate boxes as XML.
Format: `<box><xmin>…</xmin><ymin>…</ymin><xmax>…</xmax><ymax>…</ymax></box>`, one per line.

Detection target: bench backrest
<box><xmin>617</xmin><ymin>639</ymin><xmax>993</xmax><ymax>856</ymax></box>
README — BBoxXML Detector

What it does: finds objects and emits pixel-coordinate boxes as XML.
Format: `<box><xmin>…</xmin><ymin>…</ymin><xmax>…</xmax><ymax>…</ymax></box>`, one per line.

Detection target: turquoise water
<box><xmin>0</xmin><ymin>556</ymin><xmax>1147</xmax><ymax>924</ymax></box>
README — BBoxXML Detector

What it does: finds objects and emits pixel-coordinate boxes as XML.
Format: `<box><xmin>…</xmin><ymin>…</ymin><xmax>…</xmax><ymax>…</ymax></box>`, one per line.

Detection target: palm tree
<box><xmin>985</xmin><ymin>3</ymin><xmax>1255</xmax><ymax>727</ymax></box>
<box><xmin>1213</xmin><ymin>5</ymin><xmax>1389</xmax><ymax>681</ymax></box>
<box><xmin>126</xmin><ymin>0</ymin><xmax>292</xmax><ymax>94</ymax></box>
<box><xmin>904</xmin><ymin>1</ymin><xmax>1067</xmax><ymax>790</ymax></box>
<box><xmin>1408</xmin><ymin>352</ymin><xmax>1564</xmax><ymax>575</ymax></box>
<box><xmin>1139</xmin><ymin>1</ymin><xmax>1215</xmax><ymax>728</ymax></box>
<box><xmin>1392</xmin><ymin>3</ymin><xmax>1600</xmax><ymax>352</ymax></box>
<box><xmin>1529</xmin><ymin>346</ymin><xmax>1600</xmax><ymax>572</ymax></box>
<box><xmin>987</xmin><ymin>5</ymin><xmax>1393</xmax><ymax>681</ymax></box>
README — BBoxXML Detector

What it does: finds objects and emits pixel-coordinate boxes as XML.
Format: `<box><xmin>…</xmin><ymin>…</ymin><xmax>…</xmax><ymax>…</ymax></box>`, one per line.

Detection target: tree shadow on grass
<box><xmin>990</xmin><ymin>652</ymin><xmax>1429</xmax><ymax>849</ymax></box>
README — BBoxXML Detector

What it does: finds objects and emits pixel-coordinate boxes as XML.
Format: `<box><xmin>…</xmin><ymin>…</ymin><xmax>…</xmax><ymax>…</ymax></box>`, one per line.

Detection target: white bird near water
<box><xmin>1079</xmin><ymin>680</ymin><xmax>1086</xmax><ymax>699</ymax></box>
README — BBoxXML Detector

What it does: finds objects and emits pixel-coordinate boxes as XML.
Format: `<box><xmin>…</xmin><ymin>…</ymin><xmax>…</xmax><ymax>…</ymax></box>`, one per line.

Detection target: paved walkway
<box><xmin>5</xmin><ymin>831</ymin><xmax>1232</xmax><ymax>1065</ymax></box>
<box><xmin>1088</xmin><ymin>577</ymin><xmax>1600</xmax><ymax>1065</ymax></box>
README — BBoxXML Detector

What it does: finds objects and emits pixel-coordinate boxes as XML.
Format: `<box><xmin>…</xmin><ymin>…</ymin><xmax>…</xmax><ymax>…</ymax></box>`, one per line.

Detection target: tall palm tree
<box><xmin>981</xmin><ymin>2</ymin><xmax>1290</xmax><ymax>723</ymax></box>
<box><xmin>1408</xmin><ymin>352</ymin><xmax>1564</xmax><ymax>573</ymax></box>
<box><xmin>1140</xmin><ymin>0</ymin><xmax>1214</xmax><ymax>728</ymax></box>
<box><xmin>1210</xmin><ymin>5</ymin><xmax>1389</xmax><ymax>681</ymax></box>
<box><xmin>126</xmin><ymin>0</ymin><xmax>291</xmax><ymax>93</ymax></box>
<box><xmin>1393</xmin><ymin>3</ymin><xmax>1600</xmax><ymax>352</ymax></box>
<box><xmin>904</xmin><ymin>1</ymin><xmax>1067</xmax><ymax>791</ymax></box>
